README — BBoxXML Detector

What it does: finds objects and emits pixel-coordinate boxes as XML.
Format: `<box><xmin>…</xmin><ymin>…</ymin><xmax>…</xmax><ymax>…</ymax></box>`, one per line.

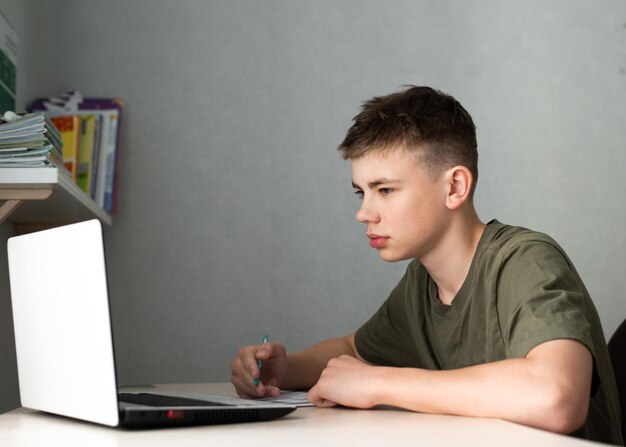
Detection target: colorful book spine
<box><xmin>50</xmin><ymin>115</ymin><xmax>80</xmax><ymax>181</ymax></box>
<box><xmin>76</xmin><ymin>115</ymin><xmax>96</xmax><ymax>195</ymax></box>
<box><xmin>89</xmin><ymin>115</ymin><xmax>102</xmax><ymax>200</ymax></box>
<box><xmin>102</xmin><ymin>111</ymin><xmax>119</xmax><ymax>212</ymax></box>
<box><xmin>93</xmin><ymin>110</ymin><xmax>114</xmax><ymax>209</ymax></box>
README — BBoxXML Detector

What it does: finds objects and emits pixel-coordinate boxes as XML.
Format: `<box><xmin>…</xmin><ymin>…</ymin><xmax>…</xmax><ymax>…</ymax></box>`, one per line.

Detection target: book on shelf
<box><xmin>0</xmin><ymin>166</ymin><xmax>63</xmax><ymax>183</ymax></box>
<box><xmin>77</xmin><ymin>115</ymin><xmax>96</xmax><ymax>195</ymax></box>
<box><xmin>30</xmin><ymin>92</ymin><xmax>124</xmax><ymax>214</ymax></box>
<box><xmin>50</xmin><ymin>115</ymin><xmax>80</xmax><ymax>180</ymax></box>
<box><xmin>0</xmin><ymin>112</ymin><xmax>67</xmax><ymax>175</ymax></box>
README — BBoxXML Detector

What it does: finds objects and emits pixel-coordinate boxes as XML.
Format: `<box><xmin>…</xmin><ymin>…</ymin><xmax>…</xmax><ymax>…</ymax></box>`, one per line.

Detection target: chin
<box><xmin>378</xmin><ymin>250</ymin><xmax>411</xmax><ymax>263</ymax></box>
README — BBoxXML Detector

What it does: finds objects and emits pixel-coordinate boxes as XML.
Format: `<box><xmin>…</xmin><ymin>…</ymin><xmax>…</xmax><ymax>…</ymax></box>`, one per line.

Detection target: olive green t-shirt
<box><xmin>355</xmin><ymin>220</ymin><xmax>622</xmax><ymax>445</ymax></box>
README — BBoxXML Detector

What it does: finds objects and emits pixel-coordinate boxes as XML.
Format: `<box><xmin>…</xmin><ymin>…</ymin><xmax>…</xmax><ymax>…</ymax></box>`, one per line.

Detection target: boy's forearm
<box><xmin>281</xmin><ymin>334</ymin><xmax>357</xmax><ymax>390</ymax></box>
<box><xmin>371</xmin><ymin>340</ymin><xmax>591</xmax><ymax>434</ymax></box>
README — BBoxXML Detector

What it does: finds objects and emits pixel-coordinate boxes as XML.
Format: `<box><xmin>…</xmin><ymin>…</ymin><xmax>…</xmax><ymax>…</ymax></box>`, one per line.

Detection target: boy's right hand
<box><xmin>230</xmin><ymin>340</ymin><xmax>288</xmax><ymax>398</ymax></box>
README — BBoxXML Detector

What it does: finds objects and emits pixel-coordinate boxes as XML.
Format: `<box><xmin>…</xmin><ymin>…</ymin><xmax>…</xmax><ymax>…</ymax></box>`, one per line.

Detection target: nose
<box><xmin>356</xmin><ymin>196</ymin><xmax>380</xmax><ymax>224</ymax></box>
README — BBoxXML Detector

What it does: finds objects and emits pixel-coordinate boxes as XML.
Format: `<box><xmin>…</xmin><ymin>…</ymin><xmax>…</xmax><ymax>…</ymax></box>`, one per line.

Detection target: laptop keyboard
<box><xmin>118</xmin><ymin>393</ymin><xmax>228</xmax><ymax>407</ymax></box>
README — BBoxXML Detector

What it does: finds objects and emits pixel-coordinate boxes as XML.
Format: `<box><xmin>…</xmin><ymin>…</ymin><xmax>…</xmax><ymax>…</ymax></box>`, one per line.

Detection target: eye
<box><xmin>379</xmin><ymin>187</ymin><xmax>394</xmax><ymax>196</ymax></box>
<box><xmin>354</xmin><ymin>189</ymin><xmax>364</xmax><ymax>199</ymax></box>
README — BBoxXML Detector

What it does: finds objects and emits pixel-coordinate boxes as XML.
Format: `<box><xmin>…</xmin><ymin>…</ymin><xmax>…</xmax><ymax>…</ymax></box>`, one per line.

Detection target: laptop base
<box><xmin>119</xmin><ymin>406</ymin><xmax>296</xmax><ymax>429</ymax></box>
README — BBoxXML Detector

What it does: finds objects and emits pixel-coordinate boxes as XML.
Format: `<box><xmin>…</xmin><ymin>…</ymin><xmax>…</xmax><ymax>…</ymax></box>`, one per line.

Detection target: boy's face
<box><xmin>350</xmin><ymin>147</ymin><xmax>450</xmax><ymax>262</ymax></box>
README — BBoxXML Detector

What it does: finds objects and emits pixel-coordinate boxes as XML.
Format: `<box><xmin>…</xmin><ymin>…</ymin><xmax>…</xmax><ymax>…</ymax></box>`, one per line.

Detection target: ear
<box><xmin>445</xmin><ymin>166</ymin><xmax>473</xmax><ymax>210</ymax></box>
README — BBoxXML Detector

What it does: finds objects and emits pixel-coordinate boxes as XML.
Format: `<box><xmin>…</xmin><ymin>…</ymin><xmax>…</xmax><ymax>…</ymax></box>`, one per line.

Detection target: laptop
<box><xmin>7</xmin><ymin>219</ymin><xmax>296</xmax><ymax>428</ymax></box>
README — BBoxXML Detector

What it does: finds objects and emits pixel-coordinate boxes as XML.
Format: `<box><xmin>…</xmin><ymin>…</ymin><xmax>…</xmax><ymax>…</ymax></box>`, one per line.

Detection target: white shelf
<box><xmin>0</xmin><ymin>167</ymin><xmax>112</xmax><ymax>226</ymax></box>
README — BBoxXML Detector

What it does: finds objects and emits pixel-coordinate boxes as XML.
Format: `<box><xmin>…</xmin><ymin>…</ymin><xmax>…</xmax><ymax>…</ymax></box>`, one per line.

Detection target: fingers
<box><xmin>265</xmin><ymin>385</ymin><xmax>281</xmax><ymax>397</ymax></box>
<box><xmin>230</xmin><ymin>343</ymin><xmax>276</xmax><ymax>398</ymax></box>
<box><xmin>319</xmin><ymin>400</ymin><xmax>338</xmax><ymax>408</ymax></box>
<box><xmin>307</xmin><ymin>385</ymin><xmax>337</xmax><ymax>408</ymax></box>
<box><xmin>306</xmin><ymin>355</ymin><xmax>363</xmax><ymax>408</ymax></box>
<box><xmin>231</xmin><ymin>370</ymin><xmax>263</xmax><ymax>398</ymax></box>
<box><xmin>230</xmin><ymin>348</ymin><xmax>260</xmax><ymax>397</ymax></box>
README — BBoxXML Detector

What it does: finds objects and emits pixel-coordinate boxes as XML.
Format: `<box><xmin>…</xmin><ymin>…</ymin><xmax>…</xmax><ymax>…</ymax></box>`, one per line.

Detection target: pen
<box><xmin>254</xmin><ymin>334</ymin><xmax>270</xmax><ymax>386</ymax></box>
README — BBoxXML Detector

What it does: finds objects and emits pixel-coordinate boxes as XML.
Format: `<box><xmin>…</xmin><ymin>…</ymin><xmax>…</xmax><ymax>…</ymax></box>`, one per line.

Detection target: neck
<box><xmin>421</xmin><ymin>209</ymin><xmax>485</xmax><ymax>306</ymax></box>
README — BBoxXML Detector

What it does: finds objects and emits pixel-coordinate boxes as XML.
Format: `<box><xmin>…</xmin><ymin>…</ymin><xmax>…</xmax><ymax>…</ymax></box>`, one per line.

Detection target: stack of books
<box><xmin>0</xmin><ymin>112</ymin><xmax>66</xmax><ymax>172</ymax></box>
<box><xmin>30</xmin><ymin>92</ymin><xmax>124</xmax><ymax>214</ymax></box>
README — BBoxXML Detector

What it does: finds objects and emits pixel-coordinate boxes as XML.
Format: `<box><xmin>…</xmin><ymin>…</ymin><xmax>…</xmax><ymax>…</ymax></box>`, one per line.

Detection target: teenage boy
<box><xmin>230</xmin><ymin>86</ymin><xmax>622</xmax><ymax>444</ymax></box>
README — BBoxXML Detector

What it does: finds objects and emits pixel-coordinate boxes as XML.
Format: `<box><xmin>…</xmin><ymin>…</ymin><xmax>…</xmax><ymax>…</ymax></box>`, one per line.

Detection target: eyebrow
<box><xmin>352</xmin><ymin>178</ymin><xmax>401</xmax><ymax>189</ymax></box>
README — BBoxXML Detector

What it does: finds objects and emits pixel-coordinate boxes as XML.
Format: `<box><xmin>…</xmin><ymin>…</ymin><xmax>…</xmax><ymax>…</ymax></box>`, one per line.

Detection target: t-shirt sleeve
<box><xmin>497</xmin><ymin>240</ymin><xmax>595</xmax><ymax>360</ymax></box>
<box><xmin>354</xmin><ymin>264</ymin><xmax>420</xmax><ymax>366</ymax></box>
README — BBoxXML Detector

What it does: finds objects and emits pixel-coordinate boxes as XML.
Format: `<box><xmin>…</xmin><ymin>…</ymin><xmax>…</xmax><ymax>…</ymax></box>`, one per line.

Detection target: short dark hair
<box><xmin>338</xmin><ymin>86</ymin><xmax>478</xmax><ymax>197</ymax></box>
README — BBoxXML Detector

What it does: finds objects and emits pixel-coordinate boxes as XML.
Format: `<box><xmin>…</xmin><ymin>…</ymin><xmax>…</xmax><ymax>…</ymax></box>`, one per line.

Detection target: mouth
<box><xmin>367</xmin><ymin>233</ymin><xmax>389</xmax><ymax>249</ymax></box>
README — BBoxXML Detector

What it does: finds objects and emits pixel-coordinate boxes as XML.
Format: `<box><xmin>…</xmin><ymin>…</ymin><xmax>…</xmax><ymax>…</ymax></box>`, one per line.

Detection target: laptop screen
<box><xmin>8</xmin><ymin>219</ymin><xmax>120</xmax><ymax>426</ymax></box>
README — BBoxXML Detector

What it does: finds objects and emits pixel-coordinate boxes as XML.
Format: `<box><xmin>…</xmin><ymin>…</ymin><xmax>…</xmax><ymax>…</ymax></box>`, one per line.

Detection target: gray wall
<box><xmin>2</xmin><ymin>0</ymin><xmax>626</xmax><ymax>412</ymax></box>
<box><xmin>0</xmin><ymin>0</ymin><xmax>27</xmax><ymax>414</ymax></box>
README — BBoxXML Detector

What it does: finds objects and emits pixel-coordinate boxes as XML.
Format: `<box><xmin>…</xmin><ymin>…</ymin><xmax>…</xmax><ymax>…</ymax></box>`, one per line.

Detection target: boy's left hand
<box><xmin>307</xmin><ymin>355</ymin><xmax>381</xmax><ymax>408</ymax></box>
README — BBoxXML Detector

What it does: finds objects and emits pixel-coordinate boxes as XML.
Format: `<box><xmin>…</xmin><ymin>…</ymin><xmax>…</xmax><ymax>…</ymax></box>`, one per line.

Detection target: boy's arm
<box><xmin>230</xmin><ymin>333</ymin><xmax>360</xmax><ymax>397</ymax></box>
<box><xmin>281</xmin><ymin>333</ymin><xmax>361</xmax><ymax>390</ymax></box>
<box><xmin>308</xmin><ymin>338</ymin><xmax>592</xmax><ymax>435</ymax></box>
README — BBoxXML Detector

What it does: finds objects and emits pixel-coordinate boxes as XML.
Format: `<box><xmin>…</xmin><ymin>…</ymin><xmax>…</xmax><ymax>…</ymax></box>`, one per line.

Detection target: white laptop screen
<box><xmin>8</xmin><ymin>219</ymin><xmax>120</xmax><ymax>426</ymax></box>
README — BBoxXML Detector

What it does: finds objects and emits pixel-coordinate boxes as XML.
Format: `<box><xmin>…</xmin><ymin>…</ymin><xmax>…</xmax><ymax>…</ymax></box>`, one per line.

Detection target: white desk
<box><xmin>0</xmin><ymin>383</ymin><xmax>605</xmax><ymax>447</ymax></box>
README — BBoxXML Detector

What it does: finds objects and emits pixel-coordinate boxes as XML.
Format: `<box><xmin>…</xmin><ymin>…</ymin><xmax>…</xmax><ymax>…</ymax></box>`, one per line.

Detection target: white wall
<box><xmin>2</xmin><ymin>1</ymin><xmax>625</xmax><ymax>406</ymax></box>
